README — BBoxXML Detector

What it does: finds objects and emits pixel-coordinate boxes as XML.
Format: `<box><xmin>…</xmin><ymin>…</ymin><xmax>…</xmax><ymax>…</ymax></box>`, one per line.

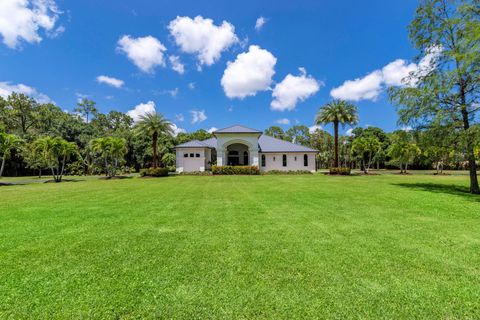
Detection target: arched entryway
<box><xmin>226</xmin><ymin>143</ymin><xmax>249</xmax><ymax>166</ymax></box>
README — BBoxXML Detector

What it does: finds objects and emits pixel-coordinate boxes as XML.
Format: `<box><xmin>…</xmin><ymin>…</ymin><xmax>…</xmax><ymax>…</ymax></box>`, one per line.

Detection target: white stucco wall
<box><xmin>259</xmin><ymin>152</ymin><xmax>316</xmax><ymax>172</ymax></box>
<box><xmin>175</xmin><ymin>147</ymin><xmax>209</xmax><ymax>172</ymax></box>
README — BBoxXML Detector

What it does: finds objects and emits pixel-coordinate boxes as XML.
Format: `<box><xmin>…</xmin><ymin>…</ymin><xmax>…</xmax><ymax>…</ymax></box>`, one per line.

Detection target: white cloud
<box><xmin>171</xmin><ymin>123</ymin><xmax>186</xmax><ymax>136</ymax></box>
<box><xmin>207</xmin><ymin>127</ymin><xmax>218</xmax><ymax>133</ymax></box>
<box><xmin>126</xmin><ymin>101</ymin><xmax>156</xmax><ymax>122</ymax></box>
<box><xmin>117</xmin><ymin>35</ymin><xmax>167</xmax><ymax>73</ymax></box>
<box><xmin>168</xmin><ymin>16</ymin><xmax>238</xmax><ymax>66</ymax></box>
<box><xmin>346</xmin><ymin>128</ymin><xmax>354</xmax><ymax>136</ymax></box>
<box><xmin>275</xmin><ymin>118</ymin><xmax>290</xmax><ymax>125</ymax></box>
<box><xmin>169</xmin><ymin>55</ymin><xmax>185</xmax><ymax>74</ymax></box>
<box><xmin>190</xmin><ymin>110</ymin><xmax>207</xmax><ymax>124</ymax></box>
<box><xmin>188</xmin><ymin>82</ymin><xmax>195</xmax><ymax>90</ymax></box>
<box><xmin>401</xmin><ymin>125</ymin><xmax>413</xmax><ymax>132</ymax></box>
<box><xmin>330</xmin><ymin>70</ymin><xmax>384</xmax><ymax>102</ymax></box>
<box><xmin>221</xmin><ymin>45</ymin><xmax>277</xmax><ymax>99</ymax></box>
<box><xmin>0</xmin><ymin>0</ymin><xmax>63</xmax><ymax>49</ymax></box>
<box><xmin>96</xmin><ymin>75</ymin><xmax>124</xmax><ymax>88</ymax></box>
<box><xmin>255</xmin><ymin>16</ymin><xmax>266</xmax><ymax>31</ymax></box>
<box><xmin>175</xmin><ymin>113</ymin><xmax>184</xmax><ymax>122</ymax></box>
<box><xmin>0</xmin><ymin>81</ymin><xmax>51</xmax><ymax>103</ymax></box>
<box><xmin>308</xmin><ymin>124</ymin><xmax>322</xmax><ymax>133</ymax></box>
<box><xmin>271</xmin><ymin>67</ymin><xmax>322</xmax><ymax>111</ymax></box>
<box><xmin>330</xmin><ymin>49</ymin><xmax>442</xmax><ymax>102</ymax></box>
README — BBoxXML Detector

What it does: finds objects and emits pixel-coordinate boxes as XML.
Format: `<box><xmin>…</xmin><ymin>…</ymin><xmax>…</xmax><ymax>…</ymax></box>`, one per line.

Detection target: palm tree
<box><xmin>315</xmin><ymin>100</ymin><xmax>359</xmax><ymax>168</ymax></box>
<box><xmin>33</xmin><ymin>136</ymin><xmax>77</xmax><ymax>182</ymax></box>
<box><xmin>135</xmin><ymin>112</ymin><xmax>173</xmax><ymax>168</ymax></box>
<box><xmin>0</xmin><ymin>132</ymin><xmax>24</xmax><ymax>177</ymax></box>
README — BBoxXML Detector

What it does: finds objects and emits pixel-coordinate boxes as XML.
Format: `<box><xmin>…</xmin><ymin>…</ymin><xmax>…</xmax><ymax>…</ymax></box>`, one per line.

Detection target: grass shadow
<box><xmin>393</xmin><ymin>182</ymin><xmax>480</xmax><ymax>202</ymax></box>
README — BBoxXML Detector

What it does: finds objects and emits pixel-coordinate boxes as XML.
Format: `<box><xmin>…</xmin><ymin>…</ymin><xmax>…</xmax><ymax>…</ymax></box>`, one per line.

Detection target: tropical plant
<box><xmin>135</xmin><ymin>112</ymin><xmax>173</xmax><ymax>168</ymax></box>
<box><xmin>352</xmin><ymin>135</ymin><xmax>381</xmax><ymax>173</ymax></box>
<box><xmin>0</xmin><ymin>132</ymin><xmax>24</xmax><ymax>177</ymax></box>
<box><xmin>33</xmin><ymin>136</ymin><xmax>77</xmax><ymax>182</ymax></box>
<box><xmin>387</xmin><ymin>131</ymin><xmax>421</xmax><ymax>174</ymax></box>
<box><xmin>90</xmin><ymin>137</ymin><xmax>128</xmax><ymax>177</ymax></box>
<box><xmin>315</xmin><ymin>100</ymin><xmax>359</xmax><ymax>167</ymax></box>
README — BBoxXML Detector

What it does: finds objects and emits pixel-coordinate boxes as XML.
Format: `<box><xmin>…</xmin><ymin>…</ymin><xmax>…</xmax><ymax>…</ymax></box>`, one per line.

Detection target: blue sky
<box><xmin>0</xmin><ymin>0</ymin><xmax>421</xmax><ymax>135</ymax></box>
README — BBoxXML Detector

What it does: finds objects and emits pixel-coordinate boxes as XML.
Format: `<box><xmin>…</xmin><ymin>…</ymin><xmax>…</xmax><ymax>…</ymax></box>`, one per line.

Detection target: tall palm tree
<box><xmin>135</xmin><ymin>112</ymin><xmax>173</xmax><ymax>168</ymax></box>
<box><xmin>315</xmin><ymin>100</ymin><xmax>359</xmax><ymax>168</ymax></box>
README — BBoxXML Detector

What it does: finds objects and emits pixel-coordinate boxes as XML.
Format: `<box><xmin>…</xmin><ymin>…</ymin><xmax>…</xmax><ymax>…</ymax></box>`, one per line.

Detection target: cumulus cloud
<box><xmin>207</xmin><ymin>127</ymin><xmax>218</xmax><ymax>133</ymax></box>
<box><xmin>169</xmin><ymin>55</ymin><xmax>185</xmax><ymax>74</ymax></box>
<box><xmin>126</xmin><ymin>101</ymin><xmax>156</xmax><ymax>122</ymax></box>
<box><xmin>171</xmin><ymin>123</ymin><xmax>186</xmax><ymax>136</ymax></box>
<box><xmin>308</xmin><ymin>124</ymin><xmax>322</xmax><ymax>133</ymax></box>
<box><xmin>255</xmin><ymin>16</ymin><xmax>266</xmax><ymax>31</ymax></box>
<box><xmin>96</xmin><ymin>75</ymin><xmax>124</xmax><ymax>88</ymax></box>
<box><xmin>188</xmin><ymin>82</ymin><xmax>195</xmax><ymax>90</ymax></box>
<box><xmin>271</xmin><ymin>67</ymin><xmax>322</xmax><ymax>111</ymax></box>
<box><xmin>275</xmin><ymin>118</ymin><xmax>290</xmax><ymax>125</ymax></box>
<box><xmin>346</xmin><ymin>128</ymin><xmax>354</xmax><ymax>136</ymax></box>
<box><xmin>0</xmin><ymin>81</ymin><xmax>51</xmax><ymax>103</ymax></box>
<box><xmin>168</xmin><ymin>16</ymin><xmax>238</xmax><ymax>66</ymax></box>
<box><xmin>330</xmin><ymin>49</ymin><xmax>441</xmax><ymax>102</ymax></box>
<box><xmin>190</xmin><ymin>110</ymin><xmax>207</xmax><ymax>124</ymax></box>
<box><xmin>221</xmin><ymin>45</ymin><xmax>277</xmax><ymax>99</ymax></box>
<box><xmin>0</xmin><ymin>0</ymin><xmax>63</xmax><ymax>49</ymax></box>
<box><xmin>117</xmin><ymin>35</ymin><xmax>167</xmax><ymax>73</ymax></box>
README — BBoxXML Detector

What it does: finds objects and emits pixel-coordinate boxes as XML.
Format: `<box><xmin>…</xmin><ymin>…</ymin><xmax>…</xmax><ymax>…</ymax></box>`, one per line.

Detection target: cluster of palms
<box><xmin>0</xmin><ymin>111</ymin><xmax>173</xmax><ymax>182</ymax></box>
<box><xmin>315</xmin><ymin>100</ymin><xmax>425</xmax><ymax>174</ymax></box>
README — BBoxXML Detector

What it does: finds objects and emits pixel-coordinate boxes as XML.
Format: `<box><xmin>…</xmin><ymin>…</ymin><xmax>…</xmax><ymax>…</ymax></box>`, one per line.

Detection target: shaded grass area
<box><xmin>0</xmin><ymin>174</ymin><xmax>479</xmax><ymax>318</ymax></box>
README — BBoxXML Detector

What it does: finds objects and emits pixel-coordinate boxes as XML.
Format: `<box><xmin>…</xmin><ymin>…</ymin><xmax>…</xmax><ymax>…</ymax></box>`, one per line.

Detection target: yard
<box><xmin>0</xmin><ymin>173</ymin><xmax>479</xmax><ymax>318</ymax></box>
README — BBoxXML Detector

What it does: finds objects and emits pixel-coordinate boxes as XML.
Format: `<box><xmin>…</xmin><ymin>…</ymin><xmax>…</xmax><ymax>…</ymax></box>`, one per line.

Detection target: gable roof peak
<box><xmin>214</xmin><ymin>124</ymin><xmax>262</xmax><ymax>134</ymax></box>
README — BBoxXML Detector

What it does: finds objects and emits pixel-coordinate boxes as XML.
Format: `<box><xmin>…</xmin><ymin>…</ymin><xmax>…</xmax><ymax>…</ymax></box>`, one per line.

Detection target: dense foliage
<box><xmin>212</xmin><ymin>165</ymin><xmax>260</xmax><ymax>175</ymax></box>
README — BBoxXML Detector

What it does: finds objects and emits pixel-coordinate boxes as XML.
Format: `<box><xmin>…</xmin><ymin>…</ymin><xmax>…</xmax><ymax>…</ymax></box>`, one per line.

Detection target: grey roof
<box><xmin>214</xmin><ymin>125</ymin><xmax>262</xmax><ymax>134</ymax></box>
<box><xmin>174</xmin><ymin>139</ymin><xmax>214</xmax><ymax>148</ymax></box>
<box><xmin>258</xmin><ymin>135</ymin><xmax>317</xmax><ymax>153</ymax></box>
<box><xmin>175</xmin><ymin>135</ymin><xmax>317</xmax><ymax>152</ymax></box>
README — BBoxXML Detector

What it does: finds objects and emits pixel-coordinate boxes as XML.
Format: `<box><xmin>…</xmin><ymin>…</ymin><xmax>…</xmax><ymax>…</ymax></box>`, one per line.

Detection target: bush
<box><xmin>140</xmin><ymin>167</ymin><xmax>169</xmax><ymax>177</ymax></box>
<box><xmin>263</xmin><ymin>170</ymin><xmax>312</xmax><ymax>175</ymax></box>
<box><xmin>179</xmin><ymin>171</ymin><xmax>213</xmax><ymax>176</ymax></box>
<box><xmin>329</xmin><ymin>167</ymin><xmax>351</xmax><ymax>175</ymax></box>
<box><xmin>212</xmin><ymin>165</ymin><xmax>260</xmax><ymax>175</ymax></box>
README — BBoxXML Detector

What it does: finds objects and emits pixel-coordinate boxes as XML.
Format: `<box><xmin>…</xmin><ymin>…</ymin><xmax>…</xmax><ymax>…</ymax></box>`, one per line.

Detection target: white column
<box><xmin>250</xmin><ymin>149</ymin><xmax>259</xmax><ymax>166</ymax></box>
<box><xmin>217</xmin><ymin>148</ymin><xmax>224</xmax><ymax>166</ymax></box>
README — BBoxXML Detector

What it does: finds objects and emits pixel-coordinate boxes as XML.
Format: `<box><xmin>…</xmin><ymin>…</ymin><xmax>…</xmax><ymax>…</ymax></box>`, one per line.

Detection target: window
<box><xmin>273</xmin><ymin>156</ymin><xmax>276</xmax><ymax>161</ymax></box>
<box><xmin>184</xmin><ymin>153</ymin><xmax>188</xmax><ymax>158</ymax></box>
<box><xmin>195</xmin><ymin>153</ymin><xmax>200</xmax><ymax>158</ymax></box>
<box><xmin>228</xmin><ymin>150</ymin><xmax>239</xmax><ymax>155</ymax></box>
<box><xmin>294</xmin><ymin>156</ymin><xmax>297</xmax><ymax>161</ymax></box>
<box><xmin>243</xmin><ymin>151</ymin><xmax>248</xmax><ymax>165</ymax></box>
<box><xmin>261</xmin><ymin>154</ymin><xmax>266</xmax><ymax>167</ymax></box>
<box><xmin>190</xmin><ymin>153</ymin><xmax>194</xmax><ymax>158</ymax></box>
<box><xmin>304</xmin><ymin>154</ymin><xmax>308</xmax><ymax>166</ymax></box>
<box><xmin>282</xmin><ymin>154</ymin><xmax>287</xmax><ymax>167</ymax></box>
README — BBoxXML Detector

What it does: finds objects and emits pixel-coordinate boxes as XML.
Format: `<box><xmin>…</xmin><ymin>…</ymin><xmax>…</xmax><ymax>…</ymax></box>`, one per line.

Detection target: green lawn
<box><xmin>1</xmin><ymin>174</ymin><xmax>479</xmax><ymax>319</ymax></box>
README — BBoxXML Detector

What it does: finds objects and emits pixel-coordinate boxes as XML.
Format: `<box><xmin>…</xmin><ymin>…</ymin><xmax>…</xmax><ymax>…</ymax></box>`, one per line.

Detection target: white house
<box><xmin>175</xmin><ymin>125</ymin><xmax>318</xmax><ymax>173</ymax></box>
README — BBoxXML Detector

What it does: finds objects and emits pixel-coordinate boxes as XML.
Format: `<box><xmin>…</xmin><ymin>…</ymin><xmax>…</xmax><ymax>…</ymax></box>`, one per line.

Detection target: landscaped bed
<box><xmin>0</xmin><ymin>174</ymin><xmax>479</xmax><ymax>318</ymax></box>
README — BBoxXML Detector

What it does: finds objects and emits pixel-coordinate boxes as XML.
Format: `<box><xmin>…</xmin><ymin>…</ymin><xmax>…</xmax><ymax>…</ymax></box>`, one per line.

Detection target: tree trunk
<box><xmin>461</xmin><ymin>108</ymin><xmax>479</xmax><ymax>194</ymax></box>
<box><xmin>152</xmin><ymin>132</ymin><xmax>158</xmax><ymax>169</ymax></box>
<box><xmin>38</xmin><ymin>169</ymin><xmax>42</xmax><ymax>179</ymax></box>
<box><xmin>333</xmin><ymin>121</ymin><xmax>339</xmax><ymax>168</ymax></box>
<box><xmin>400</xmin><ymin>162</ymin><xmax>403</xmax><ymax>174</ymax></box>
<box><xmin>0</xmin><ymin>155</ymin><xmax>6</xmax><ymax>178</ymax></box>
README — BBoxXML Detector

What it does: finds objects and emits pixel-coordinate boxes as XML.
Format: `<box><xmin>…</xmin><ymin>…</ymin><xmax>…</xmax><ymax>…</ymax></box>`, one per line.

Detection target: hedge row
<box><xmin>329</xmin><ymin>167</ymin><xmax>351</xmax><ymax>175</ymax></box>
<box><xmin>140</xmin><ymin>167</ymin><xmax>169</xmax><ymax>177</ymax></box>
<box><xmin>263</xmin><ymin>170</ymin><xmax>312</xmax><ymax>175</ymax></box>
<box><xmin>212</xmin><ymin>165</ymin><xmax>260</xmax><ymax>175</ymax></box>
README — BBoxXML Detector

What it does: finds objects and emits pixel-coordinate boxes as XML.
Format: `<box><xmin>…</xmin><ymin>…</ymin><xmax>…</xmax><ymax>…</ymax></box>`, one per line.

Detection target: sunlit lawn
<box><xmin>0</xmin><ymin>173</ymin><xmax>479</xmax><ymax>318</ymax></box>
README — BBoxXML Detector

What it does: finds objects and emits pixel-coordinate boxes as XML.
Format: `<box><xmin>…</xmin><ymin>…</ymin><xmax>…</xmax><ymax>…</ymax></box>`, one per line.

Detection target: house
<box><xmin>175</xmin><ymin>125</ymin><xmax>318</xmax><ymax>173</ymax></box>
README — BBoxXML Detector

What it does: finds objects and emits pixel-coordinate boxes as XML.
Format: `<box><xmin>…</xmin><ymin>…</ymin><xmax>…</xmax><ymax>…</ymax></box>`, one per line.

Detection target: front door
<box><xmin>228</xmin><ymin>156</ymin><xmax>239</xmax><ymax>166</ymax></box>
